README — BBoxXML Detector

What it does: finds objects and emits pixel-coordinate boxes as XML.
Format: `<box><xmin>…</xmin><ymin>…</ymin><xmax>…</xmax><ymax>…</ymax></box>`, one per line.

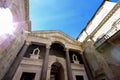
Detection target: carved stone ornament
<box><xmin>30</xmin><ymin>47</ymin><xmax>40</xmax><ymax>59</ymax></box>
<box><xmin>72</xmin><ymin>54</ymin><xmax>79</xmax><ymax>64</ymax></box>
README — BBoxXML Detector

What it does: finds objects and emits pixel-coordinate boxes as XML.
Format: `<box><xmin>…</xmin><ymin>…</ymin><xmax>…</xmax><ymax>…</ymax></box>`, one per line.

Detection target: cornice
<box><xmin>27</xmin><ymin>30</ymin><xmax>82</xmax><ymax>50</ymax></box>
<box><xmin>83</xmin><ymin>1</ymin><xmax>120</xmax><ymax>43</ymax></box>
<box><xmin>32</xmin><ymin>30</ymin><xmax>76</xmax><ymax>42</ymax></box>
<box><xmin>31</xmin><ymin>30</ymin><xmax>81</xmax><ymax>45</ymax></box>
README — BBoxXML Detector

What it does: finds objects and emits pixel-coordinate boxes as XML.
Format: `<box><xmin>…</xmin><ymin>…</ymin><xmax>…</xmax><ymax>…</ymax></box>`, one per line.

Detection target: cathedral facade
<box><xmin>11</xmin><ymin>31</ymin><xmax>88</xmax><ymax>80</ymax></box>
<box><xmin>0</xmin><ymin>0</ymin><xmax>120</xmax><ymax>80</ymax></box>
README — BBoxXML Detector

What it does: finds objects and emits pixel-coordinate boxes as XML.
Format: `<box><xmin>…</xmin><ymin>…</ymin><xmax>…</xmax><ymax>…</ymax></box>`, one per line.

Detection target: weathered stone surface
<box><xmin>0</xmin><ymin>0</ymin><xmax>30</xmax><ymax>79</ymax></box>
<box><xmin>0</xmin><ymin>32</ymin><xmax>24</xmax><ymax>80</ymax></box>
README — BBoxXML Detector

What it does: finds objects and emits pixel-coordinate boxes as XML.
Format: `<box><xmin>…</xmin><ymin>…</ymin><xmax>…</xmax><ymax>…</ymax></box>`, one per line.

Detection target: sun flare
<box><xmin>0</xmin><ymin>8</ymin><xmax>14</xmax><ymax>36</ymax></box>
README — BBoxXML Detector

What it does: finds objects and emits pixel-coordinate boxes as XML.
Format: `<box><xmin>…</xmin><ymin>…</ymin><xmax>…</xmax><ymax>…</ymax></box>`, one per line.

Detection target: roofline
<box><xmin>76</xmin><ymin>0</ymin><xmax>108</xmax><ymax>40</ymax></box>
<box><xmin>31</xmin><ymin>30</ymin><xmax>80</xmax><ymax>43</ymax></box>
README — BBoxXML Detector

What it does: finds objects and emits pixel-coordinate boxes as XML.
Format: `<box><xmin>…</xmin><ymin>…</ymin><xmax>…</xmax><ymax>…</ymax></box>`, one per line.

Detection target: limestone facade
<box><xmin>0</xmin><ymin>0</ymin><xmax>30</xmax><ymax>80</ymax></box>
<box><xmin>12</xmin><ymin>31</ymin><xmax>88</xmax><ymax>80</ymax></box>
<box><xmin>1</xmin><ymin>0</ymin><xmax>120</xmax><ymax>80</ymax></box>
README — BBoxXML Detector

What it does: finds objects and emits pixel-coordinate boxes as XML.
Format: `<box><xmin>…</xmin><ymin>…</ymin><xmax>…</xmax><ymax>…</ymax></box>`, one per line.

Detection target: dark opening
<box><xmin>76</xmin><ymin>75</ymin><xmax>84</xmax><ymax>80</ymax></box>
<box><xmin>24</xmin><ymin>44</ymin><xmax>45</xmax><ymax>58</ymax></box>
<box><xmin>50</xmin><ymin>43</ymin><xmax>65</xmax><ymax>58</ymax></box>
<box><xmin>50</xmin><ymin>62</ymin><xmax>65</xmax><ymax>80</ymax></box>
<box><xmin>20</xmin><ymin>72</ymin><xmax>36</xmax><ymax>80</ymax></box>
<box><xmin>69</xmin><ymin>51</ymin><xmax>84</xmax><ymax>64</ymax></box>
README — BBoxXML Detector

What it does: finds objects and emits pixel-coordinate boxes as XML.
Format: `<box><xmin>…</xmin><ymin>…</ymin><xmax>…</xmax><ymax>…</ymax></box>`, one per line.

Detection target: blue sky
<box><xmin>30</xmin><ymin>0</ymin><xmax>118</xmax><ymax>39</ymax></box>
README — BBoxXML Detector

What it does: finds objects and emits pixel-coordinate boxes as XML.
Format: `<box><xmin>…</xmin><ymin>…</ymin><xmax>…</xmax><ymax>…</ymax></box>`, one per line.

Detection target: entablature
<box><xmin>26</xmin><ymin>30</ymin><xmax>82</xmax><ymax>51</ymax></box>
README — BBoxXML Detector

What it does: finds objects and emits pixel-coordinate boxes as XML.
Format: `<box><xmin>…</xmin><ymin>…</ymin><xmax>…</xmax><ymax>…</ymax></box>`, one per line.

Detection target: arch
<box><xmin>9</xmin><ymin>4</ymin><xmax>21</xmax><ymax>23</ymax></box>
<box><xmin>50</xmin><ymin>42</ymin><xmax>65</xmax><ymax>58</ymax></box>
<box><xmin>8</xmin><ymin>3</ymin><xmax>24</xmax><ymax>35</ymax></box>
<box><xmin>51</xmin><ymin>41</ymin><xmax>66</xmax><ymax>49</ymax></box>
<box><xmin>50</xmin><ymin>62</ymin><xmax>65</xmax><ymax>80</ymax></box>
<box><xmin>0</xmin><ymin>0</ymin><xmax>12</xmax><ymax>8</ymax></box>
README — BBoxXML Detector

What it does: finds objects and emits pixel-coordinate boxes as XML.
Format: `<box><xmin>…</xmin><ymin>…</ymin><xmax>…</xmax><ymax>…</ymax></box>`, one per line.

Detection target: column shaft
<box><xmin>81</xmin><ymin>53</ymin><xmax>94</xmax><ymax>80</ymax></box>
<box><xmin>2</xmin><ymin>41</ymin><xmax>29</xmax><ymax>80</ymax></box>
<box><xmin>65</xmin><ymin>49</ymin><xmax>73</xmax><ymax>80</ymax></box>
<box><xmin>40</xmin><ymin>45</ymin><xmax>50</xmax><ymax>80</ymax></box>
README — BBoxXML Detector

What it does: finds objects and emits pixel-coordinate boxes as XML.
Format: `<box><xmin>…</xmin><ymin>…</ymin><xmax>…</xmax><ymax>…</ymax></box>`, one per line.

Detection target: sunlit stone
<box><xmin>0</xmin><ymin>8</ymin><xmax>14</xmax><ymax>36</ymax></box>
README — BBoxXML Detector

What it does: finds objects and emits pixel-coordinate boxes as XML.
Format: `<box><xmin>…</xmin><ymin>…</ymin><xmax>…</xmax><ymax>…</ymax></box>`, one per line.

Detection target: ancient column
<box><xmin>2</xmin><ymin>41</ymin><xmax>30</xmax><ymax>80</ymax></box>
<box><xmin>81</xmin><ymin>53</ymin><xmax>94</xmax><ymax>80</ymax></box>
<box><xmin>40</xmin><ymin>44</ymin><xmax>50</xmax><ymax>80</ymax></box>
<box><xmin>65</xmin><ymin>48</ymin><xmax>73</xmax><ymax>80</ymax></box>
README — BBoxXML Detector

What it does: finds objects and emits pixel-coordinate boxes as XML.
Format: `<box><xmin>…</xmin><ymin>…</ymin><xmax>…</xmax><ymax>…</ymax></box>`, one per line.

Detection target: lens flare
<box><xmin>0</xmin><ymin>8</ymin><xmax>14</xmax><ymax>36</ymax></box>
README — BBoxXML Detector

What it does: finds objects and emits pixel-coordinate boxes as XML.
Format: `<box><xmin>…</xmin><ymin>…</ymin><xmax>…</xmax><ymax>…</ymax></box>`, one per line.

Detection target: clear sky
<box><xmin>30</xmin><ymin>0</ymin><xmax>118</xmax><ymax>39</ymax></box>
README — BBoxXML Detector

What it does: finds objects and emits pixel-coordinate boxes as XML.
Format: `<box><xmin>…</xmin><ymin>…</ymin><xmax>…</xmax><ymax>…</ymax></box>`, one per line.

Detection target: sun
<box><xmin>0</xmin><ymin>8</ymin><xmax>15</xmax><ymax>36</ymax></box>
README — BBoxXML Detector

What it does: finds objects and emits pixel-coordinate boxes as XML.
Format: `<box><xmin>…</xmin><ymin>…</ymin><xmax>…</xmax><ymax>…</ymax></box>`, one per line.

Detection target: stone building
<box><xmin>77</xmin><ymin>0</ymin><xmax>120</xmax><ymax>80</ymax></box>
<box><xmin>0</xmin><ymin>0</ymin><xmax>30</xmax><ymax>80</ymax></box>
<box><xmin>0</xmin><ymin>0</ymin><xmax>88</xmax><ymax>80</ymax></box>
<box><xmin>11</xmin><ymin>31</ymin><xmax>88</xmax><ymax>80</ymax></box>
<box><xmin>0</xmin><ymin>0</ymin><xmax>120</xmax><ymax>80</ymax></box>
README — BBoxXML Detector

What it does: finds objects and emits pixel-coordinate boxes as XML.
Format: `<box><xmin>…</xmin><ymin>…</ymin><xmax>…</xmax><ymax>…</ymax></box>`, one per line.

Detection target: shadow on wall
<box><xmin>84</xmin><ymin>44</ymin><xmax>114</xmax><ymax>80</ymax></box>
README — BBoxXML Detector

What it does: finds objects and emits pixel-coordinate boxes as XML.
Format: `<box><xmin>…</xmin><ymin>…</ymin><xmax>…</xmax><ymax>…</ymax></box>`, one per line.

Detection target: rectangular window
<box><xmin>20</xmin><ymin>72</ymin><xmax>36</xmax><ymax>80</ymax></box>
<box><xmin>76</xmin><ymin>75</ymin><xmax>84</xmax><ymax>80</ymax></box>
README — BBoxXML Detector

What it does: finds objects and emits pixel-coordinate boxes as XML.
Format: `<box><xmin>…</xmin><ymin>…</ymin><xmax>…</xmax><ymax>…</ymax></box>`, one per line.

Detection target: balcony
<box><xmin>94</xmin><ymin>26</ymin><xmax>120</xmax><ymax>48</ymax></box>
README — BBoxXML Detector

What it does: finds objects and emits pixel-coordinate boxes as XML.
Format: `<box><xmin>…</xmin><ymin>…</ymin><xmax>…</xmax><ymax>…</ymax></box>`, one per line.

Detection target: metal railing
<box><xmin>94</xmin><ymin>26</ymin><xmax>120</xmax><ymax>48</ymax></box>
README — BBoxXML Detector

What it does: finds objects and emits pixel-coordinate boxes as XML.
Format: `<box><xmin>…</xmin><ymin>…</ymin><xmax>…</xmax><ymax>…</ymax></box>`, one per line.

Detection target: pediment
<box><xmin>29</xmin><ymin>30</ymin><xmax>81</xmax><ymax>46</ymax></box>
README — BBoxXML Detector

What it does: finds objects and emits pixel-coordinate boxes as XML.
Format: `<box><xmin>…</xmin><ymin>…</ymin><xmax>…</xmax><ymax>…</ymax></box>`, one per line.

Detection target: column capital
<box><xmin>25</xmin><ymin>41</ymin><xmax>31</xmax><ymax>45</ymax></box>
<box><xmin>46</xmin><ymin>44</ymin><xmax>51</xmax><ymax>49</ymax></box>
<box><xmin>64</xmin><ymin>48</ymin><xmax>69</xmax><ymax>52</ymax></box>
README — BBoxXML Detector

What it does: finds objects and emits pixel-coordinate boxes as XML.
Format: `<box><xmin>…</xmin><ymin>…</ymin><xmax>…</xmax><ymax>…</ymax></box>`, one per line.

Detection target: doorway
<box><xmin>20</xmin><ymin>72</ymin><xmax>36</xmax><ymax>80</ymax></box>
<box><xmin>76</xmin><ymin>75</ymin><xmax>84</xmax><ymax>80</ymax></box>
<box><xmin>50</xmin><ymin>62</ymin><xmax>65</xmax><ymax>80</ymax></box>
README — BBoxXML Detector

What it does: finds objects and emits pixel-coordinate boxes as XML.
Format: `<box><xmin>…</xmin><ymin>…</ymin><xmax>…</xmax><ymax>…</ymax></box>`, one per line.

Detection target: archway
<box><xmin>50</xmin><ymin>62</ymin><xmax>65</xmax><ymax>80</ymax></box>
<box><xmin>50</xmin><ymin>42</ymin><xmax>65</xmax><ymax>58</ymax></box>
